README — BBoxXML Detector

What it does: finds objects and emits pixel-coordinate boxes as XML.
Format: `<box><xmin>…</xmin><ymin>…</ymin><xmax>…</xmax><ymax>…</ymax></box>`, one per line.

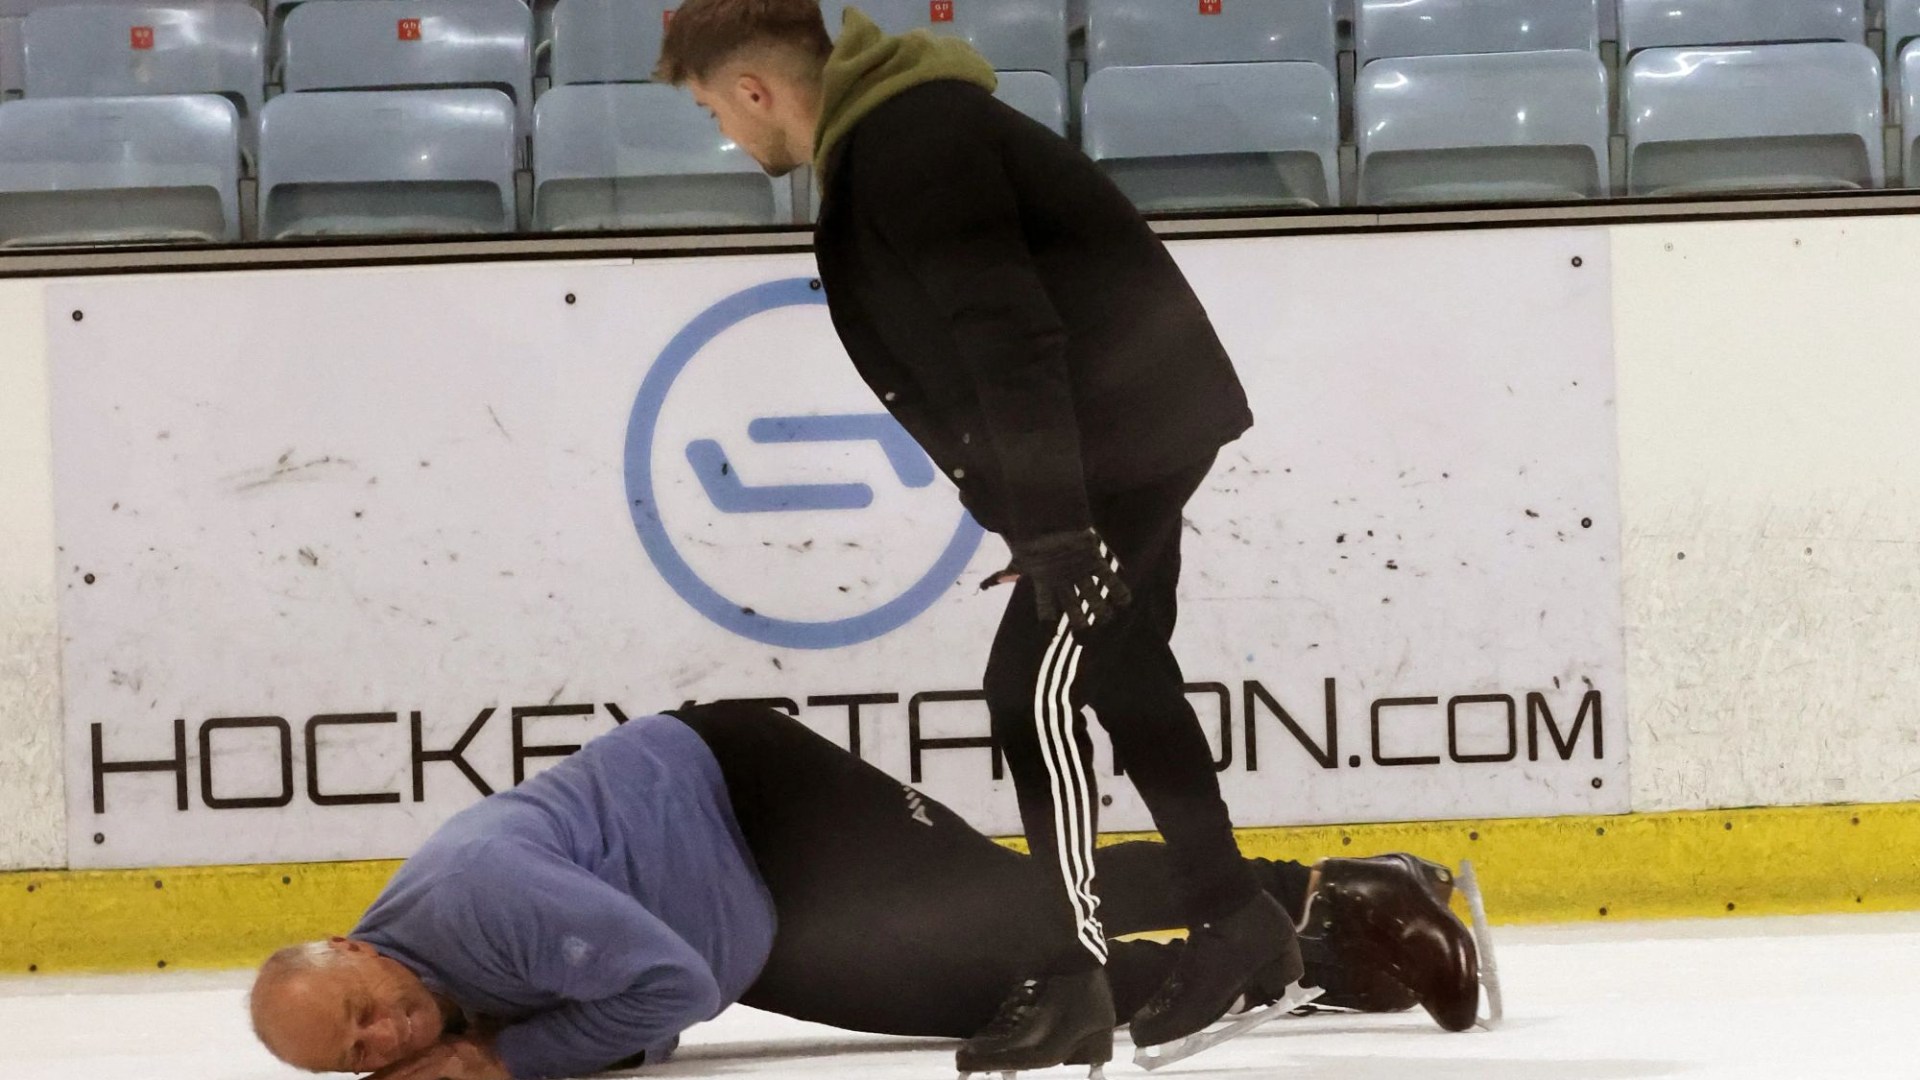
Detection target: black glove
<box><xmin>981</xmin><ymin>528</ymin><xmax>1132</xmax><ymax>632</ymax></box>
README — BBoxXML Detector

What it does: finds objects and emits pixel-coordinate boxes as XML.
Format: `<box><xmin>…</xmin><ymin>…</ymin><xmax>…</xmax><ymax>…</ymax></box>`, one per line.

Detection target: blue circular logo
<box><xmin>624</xmin><ymin>278</ymin><xmax>984</xmax><ymax>650</ymax></box>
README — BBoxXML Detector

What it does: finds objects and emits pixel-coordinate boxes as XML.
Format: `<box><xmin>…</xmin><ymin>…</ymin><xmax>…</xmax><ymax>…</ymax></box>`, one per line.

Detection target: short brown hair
<box><xmin>655</xmin><ymin>0</ymin><xmax>833</xmax><ymax>84</ymax></box>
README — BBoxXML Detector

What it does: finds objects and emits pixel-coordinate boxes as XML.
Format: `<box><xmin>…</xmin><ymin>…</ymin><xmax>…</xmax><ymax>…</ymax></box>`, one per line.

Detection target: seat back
<box><xmin>1086</xmin><ymin>0</ymin><xmax>1336</xmax><ymax>73</ymax></box>
<box><xmin>1623</xmin><ymin>43</ymin><xmax>1883</xmax><ymax>196</ymax></box>
<box><xmin>1884</xmin><ymin>2</ymin><xmax>1920</xmax><ymax>120</ymax></box>
<box><xmin>1891</xmin><ymin>2</ymin><xmax>1920</xmax><ymax>61</ymax></box>
<box><xmin>0</xmin><ymin>93</ymin><xmax>240</xmax><ymax>245</ymax></box>
<box><xmin>258</xmin><ymin>87</ymin><xmax>518</xmax><ymax>238</ymax></box>
<box><xmin>1356</xmin><ymin>0</ymin><xmax>1598</xmax><ymax>69</ymax></box>
<box><xmin>532</xmin><ymin>83</ymin><xmax>789</xmax><ymax>230</ymax></box>
<box><xmin>1082</xmin><ymin>61</ymin><xmax>1338</xmax><ymax>210</ymax></box>
<box><xmin>1356</xmin><ymin>50</ymin><xmax>1609</xmax><ymax>204</ymax></box>
<box><xmin>1618</xmin><ymin>0</ymin><xmax>1864</xmax><ymax>57</ymax></box>
<box><xmin>1</xmin><ymin>17</ymin><xmax>22</xmax><ymax>95</ymax></box>
<box><xmin>280</xmin><ymin>0</ymin><xmax>532</xmax><ymax>124</ymax></box>
<box><xmin>821</xmin><ymin>0</ymin><xmax>1068</xmax><ymax>82</ymax></box>
<box><xmin>23</xmin><ymin>3</ymin><xmax>264</xmax><ymax>121</ymax></box>
<box><xmin>550</xmin><ymin>0</ymin><xmax>671</xmax><ymax>86</ymax></box>
<box><xmin>1906</xmin><ymin>48</ymin><xmax>1920</xmax><ymax>181</ymax></box>
<box><xmin>993</xmin><ymin>69</ymin><xmax>1065</xmax><ymax>135</ymax></box>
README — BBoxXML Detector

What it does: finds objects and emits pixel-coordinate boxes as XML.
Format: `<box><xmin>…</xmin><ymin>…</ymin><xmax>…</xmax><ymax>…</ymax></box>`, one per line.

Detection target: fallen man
<box><xmin>249</xmin><ymin>703</ymin><xmax>1480</xmax><ymax>1079</ymax></box>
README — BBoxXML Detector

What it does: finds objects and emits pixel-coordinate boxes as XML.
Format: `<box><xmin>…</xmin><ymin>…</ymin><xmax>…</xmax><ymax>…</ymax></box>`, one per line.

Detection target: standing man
<box><xmin>658</xmin><ymin>3</ymin><xmax>1287</xmax><ymax>1073</ymax></box>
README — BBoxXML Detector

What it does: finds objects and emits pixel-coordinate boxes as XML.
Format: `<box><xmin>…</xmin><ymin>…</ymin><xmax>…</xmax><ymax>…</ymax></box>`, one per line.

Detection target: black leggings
<box><xmin>672</xmin><ymin>703</ymin><xmax>1311</xmax><ymax>1039</ymax></box>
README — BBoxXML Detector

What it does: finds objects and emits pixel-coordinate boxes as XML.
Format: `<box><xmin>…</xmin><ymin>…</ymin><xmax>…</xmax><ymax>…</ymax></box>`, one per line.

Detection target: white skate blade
<box><xmin>1131</xmin><ymin>982</ymin><xmax>1325</xmax><ymax>1072</ymax></box>
<box><xmin>1457</xmin><ymin>859</ymin><xmax>1504</xmax><ymax>1030</ymax></box>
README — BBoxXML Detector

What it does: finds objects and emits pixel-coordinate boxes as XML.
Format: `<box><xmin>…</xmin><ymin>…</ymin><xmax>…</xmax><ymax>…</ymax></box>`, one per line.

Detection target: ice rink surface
<box><xmin>5</xmin><ymin>913</ymin><xmax>1915</xmax><ymax>1080</ymax></box>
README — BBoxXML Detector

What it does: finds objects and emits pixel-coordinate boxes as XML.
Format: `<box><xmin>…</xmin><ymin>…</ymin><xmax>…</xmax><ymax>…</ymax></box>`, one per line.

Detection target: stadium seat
<box><xmin>947</xmin><ymin>0</ymin><xmax>1067</xmax><ymax>84</ymax></box>
<box><xmin>1886</xmin><ymin>2</ymin><xmax>1920</xmax><ymax>120</ymax></box>
<box><xmin>823</xmin><ymin>0</ymin><xmax>1068</xmax><ymax>84</ymax></box>
<box><xmin>1617</xmin><ymin>0</ymin><xmax>1865</xmax><ymax>58</ymax></box>
<box><xmin>1623</xmin><ymin>43</ymin><xmax>1883</xmax><ymax>196</ymax></box>
<box><xmin>1</xmin><ymin>18</ymin><xmax>21</xmax><ymax>95</ymax></box>
<box><xmin>549</xmin><ymin>0</ymin><xmax>670</xmax><ymax>87</ymax></box>
<box><xmin>22</xmin><ymin>4</ymin><xmax>264</xmax><ymax>131</ymax></box>
<box><xmin>1082</xmin><ymin>61</ymin><xmax>1338</xmax><ymax>211</ymax></box>
<box><xmin>1355</xmin><ymin>0</ymin><xmax>1598</xmax><ymax>70</ymax></box>
<box><xmin>0</xmin><ymin>94</ymin><xmax>240</xmax><ymax>245</ymax></box>
<box><xmin>994</xmin><ymin>69</ymin><xmax>1065</xmax><ymax>135</ymax></box>
<box><xmin>279</xmin><ymin>0</ymin><xmax>532</xmax><ymax>128</ymax></box>
<box><xmin>532</xmin><ymin>83</ymin><xmax>790</xmax><ymax>230</ymax></box>
<box><xmin>1891</xmin><ymin>2</ymin><xmax>1920</xmax><ymax>62</ymax></box>
<box><xmin>258</xmin><ymin>88</ymin><xmax>518</xmax><ymax>238</ymax></box>
<box><xmin>1906</xmin><ymin>49</ymin><xmax>1920</xmax><ymax>184</ymax></box>
<box><xmin>1355</xmin><ymin>49</ymin><xmax>1609</xmax><ymax>204</ymax></box>
<box><xmin>1086</xmin><ymin>0</ymin><xmax>1336</xmax><ymax>73</ymax></box>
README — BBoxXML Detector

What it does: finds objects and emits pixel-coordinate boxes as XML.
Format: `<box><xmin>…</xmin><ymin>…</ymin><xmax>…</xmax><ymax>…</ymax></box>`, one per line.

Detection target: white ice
<box><xmin>5</xmin><ymin>913</ymin><xmax>1915</xmax><ymax>1080</ymax></box>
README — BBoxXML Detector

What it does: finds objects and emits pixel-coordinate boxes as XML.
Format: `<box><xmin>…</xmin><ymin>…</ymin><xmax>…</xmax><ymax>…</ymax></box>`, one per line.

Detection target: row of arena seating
<box><xmin>0</xmin><ymin>0</ymin><xmax>1917</xmax><ymax>244</ymax></box>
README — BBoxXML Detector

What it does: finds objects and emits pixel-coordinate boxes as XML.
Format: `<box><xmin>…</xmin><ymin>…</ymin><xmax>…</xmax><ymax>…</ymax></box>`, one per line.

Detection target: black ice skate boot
<box><xmin>1127</xmin><ymin>890</ymin><xmax>1304</xmax><ymax>1050</ymax></box>
<box><xmin>956</xmin><ymin>968</ymin><xmax>1116</xmax><ymax>1079</ymax></box>
<box><xmin>1302</xmin><ymin>853</ymin><xmax>1480</xmax><ymax>1032</ymax></box>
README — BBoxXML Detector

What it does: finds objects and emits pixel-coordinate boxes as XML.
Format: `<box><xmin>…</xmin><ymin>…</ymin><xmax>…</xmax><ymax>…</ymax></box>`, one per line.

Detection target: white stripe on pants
<box><xmin>1032</xmin><ymin>614</ymin><xmax>1107</xmax><ymax>963</ymax></box>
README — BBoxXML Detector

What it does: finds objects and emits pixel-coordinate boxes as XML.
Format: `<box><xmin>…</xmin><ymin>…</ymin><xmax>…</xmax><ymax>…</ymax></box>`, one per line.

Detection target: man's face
<box><xmin>255</xmin><ymin>939</ymin><xmax>447</xmax><ymax>1074</ymax></box>
<box><xmin>688</xmin><ymin>74</ymin><xmax>804</xmax><ymax>178</ymax></box>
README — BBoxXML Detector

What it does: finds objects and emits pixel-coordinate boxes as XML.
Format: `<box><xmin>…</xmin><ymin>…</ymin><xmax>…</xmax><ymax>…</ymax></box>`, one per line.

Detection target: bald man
<box><xmin>250</xmin><ymin>704</ymin><xmax>1479</xmax><ymax>1080</ymax></box>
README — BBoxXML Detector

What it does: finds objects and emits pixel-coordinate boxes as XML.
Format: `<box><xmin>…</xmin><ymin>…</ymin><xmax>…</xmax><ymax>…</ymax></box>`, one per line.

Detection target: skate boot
<box><xmin>1128</xmin><ymin>890</ymin><xmax>1303</xmax><ymax>1050</ymax></box>
<box><xmin>1302</xmin><ymin>853</ymin><xmax>1480</xmax><ymax>1032</ymax></box>
<box><xmin>956</xmin><ymin>968</ymin><xmax>1115</xmax><ymax>1080</ymax></box>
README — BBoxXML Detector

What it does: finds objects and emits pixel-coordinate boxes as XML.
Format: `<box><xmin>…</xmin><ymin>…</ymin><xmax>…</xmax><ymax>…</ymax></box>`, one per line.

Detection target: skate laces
<box><xmin>976</xmin><ymin>979</ymin><xmax>1044</xmax><ymax>1040</ymax></box>
<box><xmin>1141</xmin><ymin>932</ymin><xmax>1214</xmax><ymax>1016</ymax></box>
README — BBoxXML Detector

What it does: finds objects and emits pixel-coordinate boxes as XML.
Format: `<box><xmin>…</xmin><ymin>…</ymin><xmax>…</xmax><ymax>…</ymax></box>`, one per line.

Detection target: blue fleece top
<box><xmin>351</xmin><ymin>714</ymin><xmax>776</xmax><ymax>1080</ymax></box>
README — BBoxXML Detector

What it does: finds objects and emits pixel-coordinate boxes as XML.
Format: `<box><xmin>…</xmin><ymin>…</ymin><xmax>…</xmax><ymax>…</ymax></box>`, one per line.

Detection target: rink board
<box><xmin>46</xmin><ymin>230</ymin><xmax>1627</xmax><ymax>869</ymax></box>
<box><xmin>6</xmin><ymin>800</ymin><xmax>1920</xmax><ymax>974</ymax></box>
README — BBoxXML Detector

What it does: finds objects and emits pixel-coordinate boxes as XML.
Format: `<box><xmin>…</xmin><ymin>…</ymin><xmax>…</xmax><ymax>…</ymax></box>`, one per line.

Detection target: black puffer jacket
<box><xmin>812</xmin><ymin>79</ymin><xmax>1253</xmax><ymax>539</ymax></box>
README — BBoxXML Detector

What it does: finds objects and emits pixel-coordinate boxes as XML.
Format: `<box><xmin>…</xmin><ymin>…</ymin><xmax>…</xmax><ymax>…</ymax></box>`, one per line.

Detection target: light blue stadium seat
<box><xmin>1</xmin><ymin>17</ymin><xmax>21</xmax><ymax>95</ymax></box>
<box><xmin>1618</xmin><ymin>0</ymin><xmax>1864</xmax><ymax>57</ymax></box>
<box><xmin>549</xmin><ymin>0</ymin><xmax>669</xmax><ymax>87</ymax></box>
<box><xmin>22</xmin><ymin>4</ymin><xmax>264</xmax><ymax>136</ymax></box>
<box><xmin>820</xmin><ymin>0</ymin><xmax>910</xmax><ymax>35</ymax></box>
<box><xmin>1905</xmin><ymin>50</ymin><xmax>1920</xmax><ymax>184</ymax></box>
<box><xmin>0</xmin><ymin>93</ymin><xmax>240</xmax><ymax>244</ymax></box>
<box><xmin>1087</xmin><ymin>0</ymin><xmax>1336</xmax><ymax>73</ymax></box>
<box><xmin>1355</xmin><ymin>0</ymin><xmax>1598</xmax><ymax>69</ymax></box>
<box><xmin>1623</xmin><ymin>43</ymin><xmax>1883</xmax><ymax>196</ymax></box>
<box><xmin>9</xmin><ymin>1</ymin><xmax>264</xmax><ymax>94</ymax></box>
<box><xmin>994</xmin><ymin>69</ymin><xmax>1065</xmax><ymax>135</ymax></box>
<box><xmin>280</xmin><ymin>0</ymin><xmax>532</xmax><ymax>129</ymax></box>
<box><xmin>258</xmin><ymin>88</ymin><xmax>518</xmax><ymax>238</ymax></box>
<box><xmin>1356</xmin><ymin>49</ymin><xmax>1608</xmax><ymax>204</ymax></box>
<box><xmin>1082</xmin><ymin>61</ymin><xmax>1338</xmax><ymax>211</ymax></box>
<box><xmin>532</xmin><ymin>83</ymin><xmax>790</xmax><ymax>230</ymax></box>
<box><xmin>1886</xmin><ymin>3</ymin><xmax>1920</xmax><ymax>121</ymax></box>
<box><xmin>948</xmin><ymin>0</ymin><xmax>1066</xmax><ymax>83</ymax></box>
<box><xmin>1891</xmin><ymin>2</ymin><xmax>1920</xmax><ymax>62</ymax></box>
<box><xmin>822</xmin><ymin>1</ymin><xmax>1068</xmax><ymax>84</ymax></box>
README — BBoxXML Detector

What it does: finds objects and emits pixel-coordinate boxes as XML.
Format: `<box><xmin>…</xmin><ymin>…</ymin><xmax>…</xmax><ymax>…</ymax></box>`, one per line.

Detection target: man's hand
<box><xmin>996</xmin><ymin>528</ymin><xmax>1131</xmax><ymax>633</ymax></box>
<box><xmin>367</xmin><ymin>1036</ymin><xmax>511</xmax><ymax>1080</ymax></box>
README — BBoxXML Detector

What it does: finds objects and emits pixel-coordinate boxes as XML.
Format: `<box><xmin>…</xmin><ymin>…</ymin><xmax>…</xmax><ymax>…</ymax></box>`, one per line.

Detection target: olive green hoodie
<box><xmin>811</xmin><ymin>7</ymin><xmax>998</xmax><ymax>181</ymax></box>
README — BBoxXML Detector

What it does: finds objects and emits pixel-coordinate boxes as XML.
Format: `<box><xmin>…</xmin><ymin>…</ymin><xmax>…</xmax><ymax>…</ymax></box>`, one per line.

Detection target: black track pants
<box><xmin>982</xmin><ymin>454</ymin><xmax>1260</xmax><ymax>969</ymax></box>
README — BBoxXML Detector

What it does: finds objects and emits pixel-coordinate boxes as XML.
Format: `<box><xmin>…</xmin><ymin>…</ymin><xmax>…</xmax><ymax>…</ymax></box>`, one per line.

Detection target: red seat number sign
<box><xmin>1200</xmin><ymin>0</ymin><xmax>1222</xmax><ymax>13</ymax></box>
<box><xmin>930</xmin><ymin>1</ymin><xmax>953</xmax><ymax>22</ymax></box>
<box><xmin>397</xmin><ymin>17</ymin><xmax>422</xmax><ymax>40</ymax></box>
<box><xmin>129</xmin><ymin>25</ymin><xmax>155</xmax><ymax>49</ymax></box>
